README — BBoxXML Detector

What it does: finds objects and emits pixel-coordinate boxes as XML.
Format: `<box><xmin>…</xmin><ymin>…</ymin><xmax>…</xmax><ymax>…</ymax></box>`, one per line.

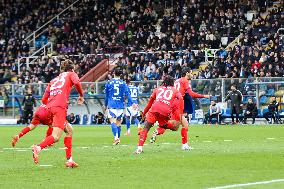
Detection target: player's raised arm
<box><xmin>42</xmin><ymin>83</ymin><xmax>51</xmax><ymax>105</ymax></box>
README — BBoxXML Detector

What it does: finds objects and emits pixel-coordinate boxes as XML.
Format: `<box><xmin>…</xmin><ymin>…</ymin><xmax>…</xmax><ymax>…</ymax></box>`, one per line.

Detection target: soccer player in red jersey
<box><xmin>12</xmin><ymin>104</ymin><xmax>78</xmax><ymax>168</ymax></box>
<box><xmin>135</xmin><ymin>76</ymin><xmax>184</xmax><ymax>154</ymax></box>
<box><xmin>150</xmin><ymin>67</ymin><xmax>210</xmax><ymax>150</ymax></box>
<box><xmin>31</xmin><ymin>59</ymin><xmax>84</xmax><ymax>166</ymax></box>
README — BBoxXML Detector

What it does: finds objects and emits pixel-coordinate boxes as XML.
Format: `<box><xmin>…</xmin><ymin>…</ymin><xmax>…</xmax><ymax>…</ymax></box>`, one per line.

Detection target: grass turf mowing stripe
<box><xmin>207</xmin><ymin>179</ymin><xmax>284</xmax><ymax>189</ymax></box>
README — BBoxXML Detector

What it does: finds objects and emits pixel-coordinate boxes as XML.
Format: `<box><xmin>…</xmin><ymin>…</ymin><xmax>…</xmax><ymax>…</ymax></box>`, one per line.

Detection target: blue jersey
<box><xmin>127</xmin><ymin>85</ymin><xmax>139</xmax><ymax>107</ymax></box>
<box><xmin>105</xmin><ymin>78</ymin><xmax>132</xmax><ymax>109</ymax></box>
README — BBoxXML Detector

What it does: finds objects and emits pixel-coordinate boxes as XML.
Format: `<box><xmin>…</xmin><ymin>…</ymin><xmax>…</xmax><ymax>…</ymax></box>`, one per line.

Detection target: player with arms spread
<box><xmin>12</xmin><ymin>104</ymin><xmax>78</xmax><ymax>168</ymax></box>
<box><xmin>149</xmin><ymin>67</ymin><xmax>210</xmax><ymax>150</ymax></box>
<box><xmin>135</xmin><ymin>76</ymin><xmax>184</xmax><ymax>154</ymax></box>
<box><xmin>31</xmin><ymin>59</ymin><xmax>84</xmax><ymax>165</ymax></box>
<box><xmin>124</xmin><ymin>80</ymin><xmax>142</xmax><ymax>136</ymax></box>
<box><xmin>104</xmin><ymin>68</ymin><xmax>136</xmax><ymax>145</ymax></box>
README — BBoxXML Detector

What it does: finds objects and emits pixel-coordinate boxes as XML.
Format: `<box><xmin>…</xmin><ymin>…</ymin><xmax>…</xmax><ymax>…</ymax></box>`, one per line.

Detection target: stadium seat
<box><xmin>90</xmin><ymin>114</ymin><xmax>96</xmax><ymax>124</ymax></box>
<box><xmin>260</xmin><ymin>96</ymin><xmax>267</xmax><ymax>104</ymax></box>
<box><xmin>267</xmin><ymin>89</ymin><xmax>275</xmax><ymax>96</ymax></box>
<box><xmin>75</xmin><ymin>115</ymin><xmax>81</xmax><ymax>125</ymax></box>
<box><xmin>262</xmin><ymin>108</ymin><xmax>269</xmax><ymax>115</ymax></box>
<box><xmin>82</xmin><ymin>114</ymin><xmax>89</xmax><ymax>125</ymax></box>
<box><xmin>243</xmin><ymin>97</ymin><xmax>248</xmax><ymax>104</ymax></box>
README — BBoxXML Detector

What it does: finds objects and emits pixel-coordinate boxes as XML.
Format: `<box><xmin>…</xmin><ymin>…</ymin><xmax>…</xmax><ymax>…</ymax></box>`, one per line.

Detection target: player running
<box><xmin>31</xmin><ymin>59</ymin><xmax>84</xmax><ymax>165</ymax></box>
<box><xmin>104</xmin><ymin>68</ymin><xmax>136</xmax><ymax>145</ymax></box>
<box><xmin>150</xmin><ymin>67</ymin><xmax>210</xmax><ymax>150</ymax></box>
<box><xmin>12</xmin><ymin>104</ymin><xmax>78</xmax><ymax>168</ymax></box>
<box><xmin>124</xmin><ymin>80</ymin><xmax>142</xmax><ymax>136</ymax></box>
<box><xmin>135</xmin><ymin>75</ymin><xmax>184</xmax><ymax>154</ymax></box>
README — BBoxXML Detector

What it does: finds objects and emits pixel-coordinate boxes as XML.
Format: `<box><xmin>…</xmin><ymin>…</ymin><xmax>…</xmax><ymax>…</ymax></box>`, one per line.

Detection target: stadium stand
<box><xmin>0</xmin><ymin>0</ymin><xmax>283</xmax><ymax>123</ymax></box>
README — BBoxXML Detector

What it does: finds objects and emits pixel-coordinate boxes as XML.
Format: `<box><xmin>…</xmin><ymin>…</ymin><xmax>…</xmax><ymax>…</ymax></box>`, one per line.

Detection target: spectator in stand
<box><xmin>225</xmin><ymin>84</ymin><xmax>243</xmax><ymax>124</ymax></box>
<box><xmin>263</xmin><ymin>96</ymin><xmax>280</xmax><ymax>124</ymax></box>
<box><xmin>243</xmin><ymin>98</ymin><xmax>258</xmax><ymax>124</ymax></box>
<box><xmin>204</xmin><ymin>100</ymin><xmax>222</xmax><ymax>124</ymax></box>
<box><xmin>93</xmin><ymin>112</ymin><xmax>105</xmax><ymax>124</ymax></box>
<box><xmin>22</xmin><ymin>89</ymin><xmax>36</xmax><ymax>124</ymax></box>
<box><xmin>68</xmin><ymin>113</ymin><xmax>78</xmax><ymax>124</ymax></box>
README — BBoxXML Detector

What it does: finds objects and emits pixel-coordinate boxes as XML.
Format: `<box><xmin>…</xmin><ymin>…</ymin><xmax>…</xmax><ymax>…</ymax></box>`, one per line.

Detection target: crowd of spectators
<box><xmin>0</xmin><ymin>0</ymin><xmax>283</xmax><ymax>96</ymax></box>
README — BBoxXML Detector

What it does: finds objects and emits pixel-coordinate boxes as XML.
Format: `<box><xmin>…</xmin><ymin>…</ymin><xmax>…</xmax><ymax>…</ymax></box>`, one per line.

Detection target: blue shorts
<box><xmin>184</xmin><ymin>93</ymin><xmax>194</xmax><ymax>114</ymax></box>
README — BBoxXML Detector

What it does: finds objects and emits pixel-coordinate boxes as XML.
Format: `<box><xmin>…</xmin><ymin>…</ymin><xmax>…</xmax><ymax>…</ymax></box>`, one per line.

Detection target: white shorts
<box><xmin>125</xmin><ymin>106</ymin><xmax>139</xmax><ymax>117</ymax></box>
<box><xmin>108</xmin><ymin>109</ymin><xmax>124</xmax><ymax>120</ymax></box>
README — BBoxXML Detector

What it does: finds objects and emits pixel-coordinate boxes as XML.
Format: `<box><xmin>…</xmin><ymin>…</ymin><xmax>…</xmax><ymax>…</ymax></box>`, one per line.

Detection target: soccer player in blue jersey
<box><xmin>124</xmin><ymin>80</ymin><xmax>142</xmax><ymax>136</ymax></box>
<box><xmin>104</xmin><ymin>69</ymin><xmax>137</xmax><ymax>145</ymax></box>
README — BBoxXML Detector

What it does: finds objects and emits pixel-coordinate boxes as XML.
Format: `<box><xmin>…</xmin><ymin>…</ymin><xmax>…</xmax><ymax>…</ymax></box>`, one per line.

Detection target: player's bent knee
<box><xmin>144</xmin><ymin>121</ymin><xmax>154</xmax><ymax>130</ymax></box>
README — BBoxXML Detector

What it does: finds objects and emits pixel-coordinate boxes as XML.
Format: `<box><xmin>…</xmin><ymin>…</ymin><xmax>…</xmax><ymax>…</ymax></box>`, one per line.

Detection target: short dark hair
<box><xmin>181</xmin><ymin>67</ymin><xmax>191</xmax><ymax>76</ymax></box>
<box><xmin>161</xmin><ymin>75</ymin><xmax>175</xmax><ymax>87</ymax></box>
<box><xmin>60</xmin><ymin>59</ymin><xmax>74</xmax><ymax>72</ymax></box>
<box><xmin>114</xmin><ymin>68</ymin><xmax>122</xmax><ymax>77</ymax></box>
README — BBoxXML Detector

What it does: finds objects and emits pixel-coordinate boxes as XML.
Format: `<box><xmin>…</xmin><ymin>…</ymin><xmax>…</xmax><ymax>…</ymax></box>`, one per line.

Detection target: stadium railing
<box><xmin>1</xmin><ymin>78</ymin><xmax>284</xmax><ymax>119</ymax></box>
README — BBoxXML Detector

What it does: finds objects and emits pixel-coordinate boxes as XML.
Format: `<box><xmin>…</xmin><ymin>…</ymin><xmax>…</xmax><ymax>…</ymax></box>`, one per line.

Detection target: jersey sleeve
<box><xmin>42</xmin><ymin>83</ymin><xmax>51</xmax><ymax>105</ymax></box>
<box><xmin>70</xmin><ymin>72</ymin><xmax>84</xmax><ymax>97</ymax></box>
<box><xmin>186</xmin><ymin>87</ymin><xmax>205</xmax><ymax>98</ymax></box>
<box><xmin>104</xmin><ymin>82</ymin><xmax>109</xmax><ymax>107</ymax></box>
<box><xmin>142</xmin><ymin>89</ymin><xmax>157</xmax><ymax>116</ymax></box>
<box><xmin>176</xmin><ymin>91</ymin><xmax>184</xmax><ymax>113</ymax></box>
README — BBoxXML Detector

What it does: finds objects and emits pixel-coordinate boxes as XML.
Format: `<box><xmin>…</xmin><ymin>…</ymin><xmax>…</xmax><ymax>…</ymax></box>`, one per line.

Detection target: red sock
<box><xmin>38</xmin><ymin>136</ymin><xmax>55</xmax><ymax>150</ymax></box>
<box><xmin>46</xmin><ymin>127</ymin><xmax>53</xmax><ymax>137</ymax></box>
<box><xmin>156</xmin><ymin>127</ymin><xmax>165</xmax><ymax>135</ymax></box>
<box><xmin>181</xmin><ymin>127</ymin><xmax>188</xmax><ymax>144</ymax></box>
<box><xmin>64</xmin><ymin>137</ymin><xmax>72</xmax><ymax>159</ymax></box>
<box><xmin>18</xmin><ymin>127</ymin><xmax>31</xmax><ymax>138</ymax></box>
<box><xmin>166</xmin><ymin>121</ymin><xmax>174</xmax><ymax>130</ymax></box>
<box><xmin>138</xmin><ymin>129</ymin><xmax>148</xmax><ymax>146</ymax></box>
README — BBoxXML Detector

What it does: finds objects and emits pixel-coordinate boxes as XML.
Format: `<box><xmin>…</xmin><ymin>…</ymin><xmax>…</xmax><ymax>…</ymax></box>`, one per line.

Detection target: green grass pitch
<box><xmin>0</xmin><ymin>125</ymin><xmax>284</xmax><ymax>189</ymax></box>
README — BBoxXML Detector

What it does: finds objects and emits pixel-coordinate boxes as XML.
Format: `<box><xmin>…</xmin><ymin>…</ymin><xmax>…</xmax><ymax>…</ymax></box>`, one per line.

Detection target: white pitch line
<box><xmin>39</xmin><ymin>165</ymin><xmax>53</xmax><ymax>167</ymax></box>
<box><xmin>203</xmin><ymin>140</ymin><xmax>212</xmax><ymax>143</ymax></box>
<box><xmin>3</xmin><ymin>147</ymin><xmax>30</xmax><ymax>150</ymax></box>
<box><xmin>79</xmin><ymin>147</ymin><xmax>89</xmax><ymax>149</ymax></box>
<box><xmin>207</xmin><ymin>178</ymin><xmax>284</xmax><ymax>189</ymax></box>
<box><xmin>266</xmin><ymin>138</ymin><xmax>275</xmax><ymax>140</ymax></box>
<box><xmin>224</xmin><ymin>140</ymin><xmax>232</xmax><ymax>142</ymax></box>
<box><xmin>58</xmin><ymin>147</ymin><xmax>67</xmax><ymax>150</ymax></box>
<box><xmin>16</xmin><ymin>150</ymin><xmax>27</xmax><ymax>152</ymax></box>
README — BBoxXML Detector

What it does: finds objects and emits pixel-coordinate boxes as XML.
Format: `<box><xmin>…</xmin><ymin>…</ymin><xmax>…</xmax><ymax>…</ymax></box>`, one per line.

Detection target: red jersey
<box><xmin>31</xmin><ymin>104</ymin><xmax>53</xmax><ymax>126</ymax></box>
<box><xmin>174</xmin><ymin>77</ymin><xmax>205</xmax><ymax>98</ymax></box>
<box><xmin>42</xmin><ymin>71</ymin><xmax>83</xmax><ymax>109</ymax></box>
<box><xmin>143</xmin><ymin>86</ymin><xmax>183</xmax><ymax>117</ymax></box>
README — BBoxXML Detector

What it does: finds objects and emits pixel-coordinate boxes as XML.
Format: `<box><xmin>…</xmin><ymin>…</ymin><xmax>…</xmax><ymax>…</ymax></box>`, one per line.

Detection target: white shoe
<box><xmin>134</xmin><ymin>147</ymin><xmax>143</xmax><ymax>154</ymax></box>
<box><xmin>182</xmin><ymin>143</ymin><xmax>191</xmax><ymax>151</ymax></box>
<box><xmin>150</xmin><ymin>130</ymin><xmax>158</xmax><ymax>143</ymax></box>
<box><xmin>113</xmin><ymin>138</ymin><xmax>120</xmax><ymax>145</ymax></box>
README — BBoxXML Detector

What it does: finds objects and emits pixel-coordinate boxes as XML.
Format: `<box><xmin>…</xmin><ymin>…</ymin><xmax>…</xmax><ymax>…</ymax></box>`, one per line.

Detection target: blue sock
<box><xmin>134</xmin><ymin>117</ymin><xmax>140</xmax><ymax>126</ymax></box>
<box><xmin>126</xmin><ymin>118</ymin><xmax>131</xmax><ymax>131</ymax></box>
<box><xmin>117</xmin><ymin>126</ymin><xmax>121</xmax><ymax>138</ymax></box>
<box><xmin>111</xmin><ymin>122</ymin><xmax>118</xmax><ymax>139</ymax></box>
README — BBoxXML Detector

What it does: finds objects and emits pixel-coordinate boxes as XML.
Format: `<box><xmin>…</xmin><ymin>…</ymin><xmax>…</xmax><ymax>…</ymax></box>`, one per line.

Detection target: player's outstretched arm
<box><xmin>42</xmin><ymin>83</ymin><xmax>51</xmax><ymax>105</ymax></box>
<box><xmin>142</xmin><ymin>89</ymin><xmax>157</xmax><ymax>117</ymax></box>
<box><xmin>71</xmin><ymin>72</ymin><xmax>84</xmax><ymax>104</ymax></box>
<box><xmin>187</xmin><ymin>87</ymin><xmax>207</xmax><ymax>98</ymax></box>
